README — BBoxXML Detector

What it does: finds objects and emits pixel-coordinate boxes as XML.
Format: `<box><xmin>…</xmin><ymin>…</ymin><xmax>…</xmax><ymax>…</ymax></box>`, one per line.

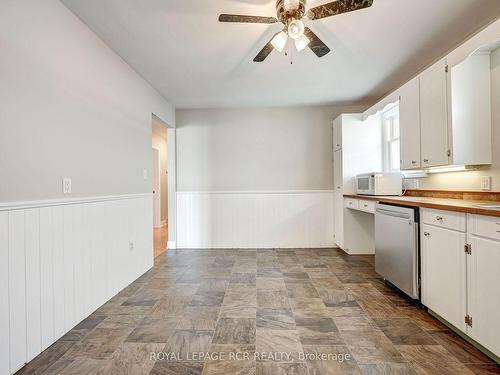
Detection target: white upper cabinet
<box><xmin>450</xmin><ymin>52</ymin><xmax>492</xmax><ymax>166</ymax></box>
<box><xmin>419</xmin><ymin>59</ymin><xmax>450</xmax><ymax>168</ymax></box>
<box><xmin>399</xmin><ymin>78</ymin><xmax>421</xmax><ymax>170</ymax></box>
<box><xmin>365</xmin><ymin>20</ymin><xmax>498</xmax><ymax>170</ymax></box>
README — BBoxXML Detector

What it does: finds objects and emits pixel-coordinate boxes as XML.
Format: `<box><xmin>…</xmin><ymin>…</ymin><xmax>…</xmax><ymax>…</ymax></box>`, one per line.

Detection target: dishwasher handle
<box><xmin>376</xmin><ymin>207</ymin><xmax>412</xmax><ymax>220</ymax></box>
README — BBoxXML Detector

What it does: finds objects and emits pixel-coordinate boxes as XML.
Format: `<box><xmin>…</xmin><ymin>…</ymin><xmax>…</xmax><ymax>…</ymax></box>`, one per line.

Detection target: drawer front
<box><xmin>344</xmin><ymin>198</ymin><xmax>359</xmax><ymax>209</ymax></box>
<box><xmin>468</xmin><ymin>214</ymin><xmax>500</xmax><ymax>241</ymax></box>
<box><xmin>358</xmin><ymin>199</ymin><xmax>376</xmax><ymax>213</ymax></box>
<box><xmin>421</xmin><ymin>208</ymin><xmax>466</xmax><ymax>232</ymax></box>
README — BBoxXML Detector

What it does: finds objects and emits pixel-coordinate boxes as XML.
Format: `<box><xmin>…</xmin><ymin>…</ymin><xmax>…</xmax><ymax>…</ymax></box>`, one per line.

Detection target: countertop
<box><xmin>343</xmin><ymin>193</ymin><xmax>500</xmax><ymax>218</ymax></box>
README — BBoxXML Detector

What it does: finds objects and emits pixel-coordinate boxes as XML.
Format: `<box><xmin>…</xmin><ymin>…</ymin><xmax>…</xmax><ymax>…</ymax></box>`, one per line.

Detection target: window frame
<box><xmin>382</xmin><ymin>105</ymin><xmax>401</xmax><ymax>172</ymax></box>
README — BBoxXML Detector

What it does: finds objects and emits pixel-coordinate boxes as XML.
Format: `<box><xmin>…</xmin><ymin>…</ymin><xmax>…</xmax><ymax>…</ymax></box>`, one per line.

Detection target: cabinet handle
<box><xmin>424</xmin><ymin>232</ymin><xmax>430</xmax><ymax>237</ymax></box>
<box><xmin>364</xmin><ymin>204</ymin><xmax>368</xmax><ymax>208</ymax></box>
<box><xmin>436</xmin><ymin>216</ymin><xmax>443</xmax><ymax>221</ymax></box>
<box><xmin>423</xmin><ymin>159</ymin><xmax>429</xmax><ymax>163</ymax></box>
<box><xmin>412</xmin><ymin>161</ymin><xmax>417</xmax><ymax>164</ymax></box>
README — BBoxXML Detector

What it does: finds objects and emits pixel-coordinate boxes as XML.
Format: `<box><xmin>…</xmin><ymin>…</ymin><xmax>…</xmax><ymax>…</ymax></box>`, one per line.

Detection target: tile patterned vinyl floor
<box><xmin>17</xmin><ymin>248</ymin><xmax>500</xmax><ymax>375</ymax></box>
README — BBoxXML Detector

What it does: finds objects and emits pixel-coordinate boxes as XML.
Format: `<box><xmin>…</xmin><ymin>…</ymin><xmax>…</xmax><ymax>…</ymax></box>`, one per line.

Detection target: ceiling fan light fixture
<box><xmin>288</xmin><ymin>19</ymin><xmax>304</xmax><ymax>40</ymax></box>
<box><xmin>271</xmin><ymin>31</ymin><xmax>288</xmax><ymax>53</ymax></box>
<box><xmin>294</xmin><ymin>34</ymin><xmax>310</xmax><ymax>52</ymax></box>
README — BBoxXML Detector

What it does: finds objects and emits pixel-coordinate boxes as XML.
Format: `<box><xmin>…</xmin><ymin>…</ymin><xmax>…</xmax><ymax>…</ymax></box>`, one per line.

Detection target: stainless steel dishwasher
<box><xmin>375</xmin><ymin>203</ymin><xmax>420</xmax><ymax>300</ymax></box>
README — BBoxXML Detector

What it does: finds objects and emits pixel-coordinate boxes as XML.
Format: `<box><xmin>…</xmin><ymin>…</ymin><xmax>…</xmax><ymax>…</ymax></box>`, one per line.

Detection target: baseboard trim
<box><xmin>0</xmin><ymin>193</ymin><xmax>152</xmax><ymax>212</ymax></box>
<box><xmin>167</xmin><ymin>241</ymin><xmax>176</xmax><ymax>249</ymax></box>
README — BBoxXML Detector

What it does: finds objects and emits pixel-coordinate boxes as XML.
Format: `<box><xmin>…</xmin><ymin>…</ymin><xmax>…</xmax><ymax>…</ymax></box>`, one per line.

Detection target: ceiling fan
<box><xmin>219</xmin><ymin>0</ymin><xmax>374</xmax><ymax>62</ymax></box>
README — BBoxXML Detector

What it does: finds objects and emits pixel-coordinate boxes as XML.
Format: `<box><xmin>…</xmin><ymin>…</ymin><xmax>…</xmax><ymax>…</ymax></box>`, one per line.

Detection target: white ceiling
<box><xmin>61</xmin><ymin>0</ymin><xmax>500</xmax><ymax>109</ymax></box>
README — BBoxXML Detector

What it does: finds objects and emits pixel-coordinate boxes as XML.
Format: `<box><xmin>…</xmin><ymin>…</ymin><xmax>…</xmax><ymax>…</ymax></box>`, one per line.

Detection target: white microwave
<box><xmin>356</xmin><ymin>173</ymin><xmax>403</xmax><ymax>196</ymax></box>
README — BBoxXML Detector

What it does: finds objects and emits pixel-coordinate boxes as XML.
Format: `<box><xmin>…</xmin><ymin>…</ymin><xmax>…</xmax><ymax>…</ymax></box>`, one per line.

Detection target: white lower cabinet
<box><xmin>421</xmin><ymin>223</ymin><xmax>466</xmax><ymax>332</ymax></box>
<box><xmin>421</xmin><ymin>209</ymin><xmax>500</xmax><ymax>358</ymax></box>
<box><xmin>467</xmin><ymin>234</ymin><xmax>500</xmax><ymax>357</ymax></box>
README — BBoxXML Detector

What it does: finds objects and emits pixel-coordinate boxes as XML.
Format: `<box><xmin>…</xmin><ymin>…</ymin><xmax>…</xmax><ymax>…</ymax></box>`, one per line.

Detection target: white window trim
<box><xmin>381</xmin><ymin>104</ymin><xmax>428</xmax><ymax>179</ymax></box>
<box><xmin>382</xmin><ymin>105</ymin><xmax>400</xmax><ymax>172</ymax></box>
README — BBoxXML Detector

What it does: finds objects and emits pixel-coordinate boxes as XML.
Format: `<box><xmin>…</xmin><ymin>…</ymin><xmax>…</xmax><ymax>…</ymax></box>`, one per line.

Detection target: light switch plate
<box><xmin>143</xmin><ymin>169</ymin><xmax>148</xmax><ymax>180</ymax></box>
<box><xmin>62</xmin><ymin>177</ymin><xmax>72</xmax><ymax>194</ymax></box>
<box><xmin>481</xmin><ymin>176</ymin><xmax>492</xmax><ymax>191</ymax></box>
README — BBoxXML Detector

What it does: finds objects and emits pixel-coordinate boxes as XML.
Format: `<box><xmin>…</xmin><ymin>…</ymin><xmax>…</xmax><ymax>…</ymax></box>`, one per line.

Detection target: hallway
<box><xmin>15</xmin><ymin>248</ymin><xmax>497</xmax><ymax>375</ymax></box>
<box><xmin>154</xmin><ymin>226</ymin><xmax>168</xmax><ymax>259</ymax></box>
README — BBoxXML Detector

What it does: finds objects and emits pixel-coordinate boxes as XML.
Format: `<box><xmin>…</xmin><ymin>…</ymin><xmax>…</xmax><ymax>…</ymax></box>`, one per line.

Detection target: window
<box><xmin>382</xmin><ymin>106</ymin><xmax>400</xmax><ymax>172</ymax></box>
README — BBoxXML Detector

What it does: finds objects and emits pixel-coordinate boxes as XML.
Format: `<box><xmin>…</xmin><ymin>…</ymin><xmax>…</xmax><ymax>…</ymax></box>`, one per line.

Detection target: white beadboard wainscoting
<box><xmin>177</xmin><ymin>191</ymin><xmax>335</xmax><ymax>249</ymax></box>
<box><xmin>0</xmin><ymin>194</ymin><xmax>153</xmax><ymax>375</ymax></box>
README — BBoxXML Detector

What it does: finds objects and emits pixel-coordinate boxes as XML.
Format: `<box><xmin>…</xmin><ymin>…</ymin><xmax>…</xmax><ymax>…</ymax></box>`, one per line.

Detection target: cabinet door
<box><xmin>467</xmin><ymin>235</ymin><xmax>500</xmax><ymax>357</ymax></box>
<box><xmin>333</xmin><ymin>149</ymin><xmax>344</xmax><ymax>248</ymax></box>
<box><xmin>420</xmin><ymin>59</ymin><xmax>450</xmax><ymax>168</ymax></box>
<box><xmin>333</xmin><ymin>117</ymin><xmax>342</xmax><ymax>151</ymax></box>
<box><xmin>333</xmin><ymin>190</ymin><xmax>344</xmax><ymax>249</ymax></box>
<box><xmin>421</xmin><ymin>224</ymin><xmax>466</xmax><ymax>331</ymax></box>
<box><xmin>399</xmin><ymin>78</ymin><xmax>421</xmax><ymax>170</ymax></box>
<box><xmin>333</xmin><ymin>149</ymin><xmax>343</xmax><ymax>191</ymax></box>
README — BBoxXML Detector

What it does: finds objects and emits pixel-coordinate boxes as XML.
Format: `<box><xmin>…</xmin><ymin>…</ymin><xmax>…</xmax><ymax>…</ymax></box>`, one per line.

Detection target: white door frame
<box><xmin>166</xmin><ymin>128</ymin><xmax>176</xmax><ymax>248</ymax></box>
<box><xmin>152</xmin><ymin>114</ymin><xmax>177</xmax><ymax>249</ymax></box>
<box><xmin>152</xmin><ymin>147</ymin><xmax>161</xmax><ymax>228</ymax></box>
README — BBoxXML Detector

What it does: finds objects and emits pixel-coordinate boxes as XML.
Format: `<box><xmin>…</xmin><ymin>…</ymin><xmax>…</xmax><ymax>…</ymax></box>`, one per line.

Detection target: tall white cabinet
<box><xmin>332</xmin><ymin>114</ymin><xmax>382</xmax><ymax>254</ymax></box>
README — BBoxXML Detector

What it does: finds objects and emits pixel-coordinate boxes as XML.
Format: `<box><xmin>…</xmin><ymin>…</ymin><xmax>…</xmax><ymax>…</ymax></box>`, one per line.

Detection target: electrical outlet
<box><xmin>129</xmin><ymin>242</ymin><xmax>134</xmax><ymax>251</ymax></box>
<box><xmin>481</xmin><ymin>176</ymin><xmax>492</xmax><ymax>191</ymax></box>
<box><xmin>62</xmin><ymin>177</ymin><xmax>72</xmax><ymax>194</ymax></box>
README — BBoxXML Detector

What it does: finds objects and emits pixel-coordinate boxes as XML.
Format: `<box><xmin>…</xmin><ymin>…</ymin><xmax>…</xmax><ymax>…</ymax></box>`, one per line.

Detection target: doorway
<box><xmin>152</xmin><ymin>119</ymin><xmax>169</xmax><ymax>258</ymax></box>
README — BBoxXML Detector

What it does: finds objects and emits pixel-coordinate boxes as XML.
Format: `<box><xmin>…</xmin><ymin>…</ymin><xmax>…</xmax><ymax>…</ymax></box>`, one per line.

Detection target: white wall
<box><xmin>0</xmin><ymin>2</ymin><xmax>175</xmax><ymax>373</ymax></box>
<box><xmin>0</xmin><ymin>196</ymin><xmax>152</xmax><ymax>375</ymax></box>
<box><xmin>0</xmin><ymin>0</ymin><xmax>175</xmax><ymax>203</ymax></box>
<box><xmin>175</xmin><ymin>105</ymin><xmax>365</xmax><ymax>248</ymax></box>
<box><xmin>176</xmin><ymin>105</ymin><xmax>365</xmax><ymax>192</ymax></box>
<box><xmin>416</xmin><ymin>47</ymin><xmax>500</xmax><ymax>191</ymax></box>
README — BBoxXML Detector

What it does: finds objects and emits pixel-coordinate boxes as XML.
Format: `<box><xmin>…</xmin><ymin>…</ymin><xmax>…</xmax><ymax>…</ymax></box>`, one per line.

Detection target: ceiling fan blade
<box><xmin>307</xmin><ymin>0</ymin><xmax>374</xmax><ymax>20</ymax></box>
<box><xmin>219</xmin><ymin>14</ymin><xmax>278</xmax><ymax>24</ymax></box>
<box><xmin>253</xmin><ymin>33</ymin><xmax>279</xmax><ymax>62</ymax></box>
<box><xmin>304</xmin><ymin>27</ymin><xmax>331</xmax><ymax>58</ymax></box>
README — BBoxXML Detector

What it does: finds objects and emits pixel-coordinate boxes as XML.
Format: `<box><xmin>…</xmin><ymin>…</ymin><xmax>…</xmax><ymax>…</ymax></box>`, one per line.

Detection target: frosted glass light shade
<box><xmin>271</xmin><ymin>31</ymin><xmax>288</xmax><ymax>53</ymax></box>
<box><xmin>294</xmin><ymin>34</ymin><xmax>310</xmax><ymax>51</ymax></box>
<box><xmin>288</xmin><ymin>19</ymin><xmax>305</xmax><ymax>40</ymax></box>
